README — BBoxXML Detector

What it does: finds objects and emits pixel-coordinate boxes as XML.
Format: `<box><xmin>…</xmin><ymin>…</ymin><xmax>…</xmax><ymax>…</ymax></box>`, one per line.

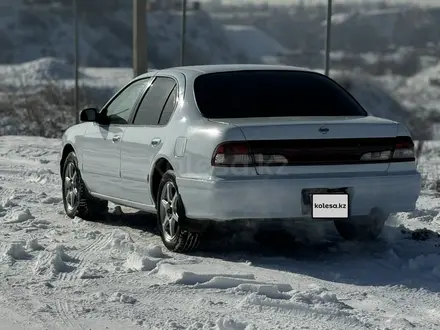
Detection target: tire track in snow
<box><xmin>58</xmin><ymin>232</ymin><xmax>114</xmax><ymax>282</ymax></box>
<box><xmin>54</xmin><ymin>300</ymin><xmax>84</xmax><ymax>330</ymax></box>
<box><xmin>0</xmin><ymin>186</ymin><xmax>16</xmax><ymax>202</ymax></box>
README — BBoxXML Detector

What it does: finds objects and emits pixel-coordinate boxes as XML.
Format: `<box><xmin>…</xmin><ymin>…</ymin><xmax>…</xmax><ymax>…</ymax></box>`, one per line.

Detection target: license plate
<box><xmin>311</xmin><ymin>193</ymin><xmax>349</xmax><ymax>219</ymax></box>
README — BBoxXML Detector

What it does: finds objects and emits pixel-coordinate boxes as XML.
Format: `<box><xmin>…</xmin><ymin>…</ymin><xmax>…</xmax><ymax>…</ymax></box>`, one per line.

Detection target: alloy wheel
<box><xmin>160</xmin><ymin>181</ymin><xmax>179</xmax><ymax>242</ymax></box>
<box><xmin>64</xmin><ymin>162</ymin><xmax>79</xmax><ymax>212</ymax></box>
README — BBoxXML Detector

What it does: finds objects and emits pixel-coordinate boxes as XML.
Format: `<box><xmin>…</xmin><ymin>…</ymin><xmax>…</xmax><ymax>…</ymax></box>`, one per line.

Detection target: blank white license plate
<box><xmin>311</xmin><ymin>194</ymin><xmax>349</xmax><ymax>219</ymax></box>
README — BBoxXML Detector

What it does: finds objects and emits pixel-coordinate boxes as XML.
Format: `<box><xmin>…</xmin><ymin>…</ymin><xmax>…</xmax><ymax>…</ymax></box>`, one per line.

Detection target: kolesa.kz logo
<box><xmin>311</xmin><ymin>193</ymin><xmax>349</xmax><ymax>218</ymax></box>
<box><xmin>314</xmin><ymin>202</ymin><xmax>347</xmax><ymax>209</ymax></box>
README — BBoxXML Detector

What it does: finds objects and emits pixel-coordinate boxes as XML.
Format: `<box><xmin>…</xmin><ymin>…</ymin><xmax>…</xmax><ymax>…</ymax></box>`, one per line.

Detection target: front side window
<box><xmin>103</xmin><ymin>78</ymin><xmax>150</xmax><ymax>124</ymax></box>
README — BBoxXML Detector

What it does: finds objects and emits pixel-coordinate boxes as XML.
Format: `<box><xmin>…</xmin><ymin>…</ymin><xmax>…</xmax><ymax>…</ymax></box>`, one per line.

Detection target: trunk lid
<box><xmin>209</xmin><ymin>116</ymin><xmax>397</xmax><ymax>140</ymax></box>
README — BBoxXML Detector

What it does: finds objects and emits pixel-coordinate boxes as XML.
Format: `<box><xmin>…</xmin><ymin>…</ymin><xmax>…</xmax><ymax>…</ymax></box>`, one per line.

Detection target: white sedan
<box><xmin>59</xmin><ymin>64</ymin><xmax>421</xmax><ymax>252</ymax></box>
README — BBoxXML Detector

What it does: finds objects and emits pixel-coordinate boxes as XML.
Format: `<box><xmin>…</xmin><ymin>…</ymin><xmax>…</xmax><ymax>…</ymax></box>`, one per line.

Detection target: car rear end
<box><xmin>177</xmin><ymin>69</ymin><xmax>421</xmax><ymax>222</ymax></box>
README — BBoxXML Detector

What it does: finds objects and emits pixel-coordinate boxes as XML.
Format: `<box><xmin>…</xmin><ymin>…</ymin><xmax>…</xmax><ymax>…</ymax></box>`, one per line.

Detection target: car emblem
<box><xmin>319</xmin><ymin>127</ymin><xmax>329</xmax><ymax>134</ymax></box>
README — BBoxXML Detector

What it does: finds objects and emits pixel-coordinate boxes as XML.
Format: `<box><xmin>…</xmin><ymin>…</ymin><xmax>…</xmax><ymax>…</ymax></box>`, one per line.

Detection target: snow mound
<box><xmin>186</xmin><ymin>318</ymin><xmax>253</xmax><ymax>330</ymax></box>
<box><xmin>78</xmin><ymin>266</ymin><xmax>106</xmax><ymax>279</ymax></box>
<box><xmin>238</xmin><ymin>285</ymin><xmax>352</xmax><ymax>315</ymax></box>
<box><xmin>0</xmin><ymin>57</ymin><xmax>89</xmax><ymax>83</ymax></box>
<box><xmin>2</xmin><ymin>242</ymin><xmax>31</xmax><ymax>262</ymax></box>
<box><xmin>1</xmin><ymin>196</ymin><xmax>19</xmax><ymax>208</ymax></box>
<box><xmin>85</xmin><ymin>230</ymin><xmax>102</xmax><ymax>240</ymax></box>
<box><xmin>24</xmin><ymin>168</ymin><xmax>56</xmax><ymax>185</ymax></box>
<box><xmin>151</xmin><ymin>263</ymin><xmax>291</xmax><ymax>292</ymax></box>
<box><xmin>3</xmin><ymin>208</ymin><xmax>35</xmax><ymax>224</ymax></box>
<box><xmin>103</xmin><ymin>229</ymin><xmax>135</xmax><ymax>252</ymax></box>
<box><xmin>223</xmin><ymin>25</ymin><xmax>290</xmax><ymax>63</ymax></box>
<box><xmin>231</xmin><ymin>284</ymin><xmax>291</xmax><ymax>300</ymax></box>
<box><xmin>335</xmin><ymin>72</ymin><xmax>409</xmax><ymax>124</ymax></box>
<box><xmin>108</xmin><ymin>292</ymin><xmax>136</xmax><ymax>304</ymax></box>
<box><xmin>289</xmin><ymin>286</ymin><xmax>350</xmax><ymax>308</ymax></box>
<box><xmin>384</xmin><ymin>316</ymin><xmax>417</xmax><ymax>329</ymax></box>
<box><xmin>125</xmin><ymin>252</ymin><xmax>159</xmax><ymax>272</ymax></box>
<box><xmin>144</xmin><ymin>244</ymin><xmax>167</xmax><ymax>259</ymax></box>
<box><xmin>406</xmin><ymin>254</ymin><xmax>440</xmax><ymax>276</ymax></box>
<box><xmin>41</xmin><ymin>196</ymin><xmax>62</xmax><ymax>204</ymax></box>
<box><xmin>407</xmin><ymin>62</ymin><xmax>440</xmax><ymax>88</ymax></box>
<box><xmin>33</xmin><ymin>244</ymin><xmax>76</xmax><ymax>276</ymax></box>
<box><xmin>25</xmin><ymin>238</ymin><xmax>44</xmax><ymax>251</ymax></box>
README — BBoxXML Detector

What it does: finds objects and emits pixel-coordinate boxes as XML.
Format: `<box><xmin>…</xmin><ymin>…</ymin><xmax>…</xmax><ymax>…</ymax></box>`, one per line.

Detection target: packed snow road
<box><xmin>0</xmin><ymin>136</ymin><xmax>440</xmax><ymax>330</ymax></box>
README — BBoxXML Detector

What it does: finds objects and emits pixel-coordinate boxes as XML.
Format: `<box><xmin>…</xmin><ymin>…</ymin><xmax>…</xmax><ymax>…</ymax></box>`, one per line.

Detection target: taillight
<box><xmin>392</xmin><ymin>136</ymin><xmax>415</xmax><ymax>161</ymax></box>
<box><xmin>360</xmin><ymin>136</ymin><xmax>415</xmax><ymax>163</ymax></box>
<box><xmin>211</xmin><ymin>142</ymin><xmax>289</xmax><ymax>167</ymax></box>
<box><xmin>211</xmin><ymin>142</ymin><xmax>253</xmax><ymax>167</ymax></box>
<box><xmin>360</xmin><ymin>150</ymin><xmax>392</xmax><ymax>161</ymax></box>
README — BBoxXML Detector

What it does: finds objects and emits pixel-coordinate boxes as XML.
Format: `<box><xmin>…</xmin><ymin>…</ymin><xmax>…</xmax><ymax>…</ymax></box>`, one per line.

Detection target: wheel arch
<box><xmin>60</xmin><ymin>143</ymin><xmax>76</xmax><ymax>177</ymax></box>
<box><xmin>150</xmin><ymin>156</ymin><xmax>176</xmax><ymax>208</ymax></box>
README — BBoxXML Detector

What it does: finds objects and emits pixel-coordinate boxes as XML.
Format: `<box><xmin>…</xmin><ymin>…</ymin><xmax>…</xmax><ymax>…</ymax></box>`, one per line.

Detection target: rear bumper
<box><xmin>177</xmin><ymin>171</ymin><xmax>421</xmax><ymax>221</ymax></box>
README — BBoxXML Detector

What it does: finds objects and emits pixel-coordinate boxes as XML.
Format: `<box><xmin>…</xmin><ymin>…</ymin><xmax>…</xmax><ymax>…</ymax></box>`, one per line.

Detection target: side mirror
<box><xmin>80</xmin><ymin>108</ymin><xmax>98</xmax><ymax>122</ymax></box>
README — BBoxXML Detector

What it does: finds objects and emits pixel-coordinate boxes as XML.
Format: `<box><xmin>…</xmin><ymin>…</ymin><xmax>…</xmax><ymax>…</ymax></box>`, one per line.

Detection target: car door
<box><xmin>120</xmin><ymin>75</ymin><xmax>178</xmax><ymax>206</ymax></box>
<box><xmin>81</xmin><ymin>78</ymin><xmax>151</xmax><ymax>197</ymax></box>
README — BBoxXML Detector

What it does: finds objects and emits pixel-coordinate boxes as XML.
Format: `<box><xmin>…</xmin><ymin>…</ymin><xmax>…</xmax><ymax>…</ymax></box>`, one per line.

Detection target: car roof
<box><xmin>136</xmin><ymin>64</ymin><xmax>316</xmax><ymax>79</ymax></box>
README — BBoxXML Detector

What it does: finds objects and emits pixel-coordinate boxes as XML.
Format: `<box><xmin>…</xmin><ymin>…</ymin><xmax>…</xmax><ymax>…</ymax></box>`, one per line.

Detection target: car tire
<box><xmin>62</xmin><ymin>152</ymin><xmax>108</xmax><ymax>221</ymax></box>
<box><xmin>334</xmin><ymin>210</ymin><xmax>388</xmax><ymax>241</ymax></box>
<box><xmin>156</xmin><ymin>170</ymin><xmax>200</xmax><ymax>253</ymax></box>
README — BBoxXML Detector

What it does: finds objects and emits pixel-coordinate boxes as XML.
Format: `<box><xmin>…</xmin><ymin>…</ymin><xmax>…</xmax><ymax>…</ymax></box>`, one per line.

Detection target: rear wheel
<box><xmin>156</xmin><ymin>170</ymin><xmax>200</xmax><ymax>253</ymax></box>
<box><xmin>334</xmin><ymin>210</ymin><xmax>388</xmax><ymax>241</ymax></box>
<box><xmin>62</xmin><ymin>152</ymin><xmax>108</xmax><ymax>220</ymax></box>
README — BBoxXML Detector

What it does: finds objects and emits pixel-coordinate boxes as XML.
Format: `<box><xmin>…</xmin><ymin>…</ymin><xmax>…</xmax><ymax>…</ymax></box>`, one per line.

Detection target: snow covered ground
<box><xmin>1</xmin><ymin>136</ymin><xmax>440</xmax><ymax>329</ymax></box>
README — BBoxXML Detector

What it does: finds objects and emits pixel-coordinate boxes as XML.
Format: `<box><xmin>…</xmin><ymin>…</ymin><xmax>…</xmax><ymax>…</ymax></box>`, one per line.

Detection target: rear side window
<box><xmin>159</xmin><ymin>86</ymin><xmax>178</xmax><ymax>125</ymax></box>
<box><xmin>193</xmin><ymin>70</ymin><xmax>367</xmax><ymax>118</ymax></box>
<box><xmin>133</xmin><ymin>77</ymin><xmax>176</xmax><ymax>125</ymax></box>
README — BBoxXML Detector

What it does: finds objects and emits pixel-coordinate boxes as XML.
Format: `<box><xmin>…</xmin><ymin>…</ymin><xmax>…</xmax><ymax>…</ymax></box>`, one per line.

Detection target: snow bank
<box><xmin>0</xmin><ymin>57</ymin><xmax>89</xmax><ymax>84</ymax></box>
<box><xmin>223</xmin><ymin>25</ymin><xmax>290</xmax><ymax>63</ymax></box>
<box><xmin>151</xmin><ymin>263</ymin><xmax>292</xmax><ymax>293</ymax></box>
<box><xmin>335</xmin><ymin>72</ymin><xmax>409</xmax><ymax>123</ymax></box>
<box><xmin>406</xmin><ymin>253</ymin><xmax>440</xmax><ymax>276</ymax></box>
<box><xmin>333</xmin><ymin>71</ymin><xmax>428</xmax><ymax>138</ymax></box>
<box><xmin>237</xmin><ymin>285</ymin><xmax>353</xmax><ymax>317</ymax></box>
<box><xmin>397</xmin><ymin>62</ymin><xmax>440</xmax><ymax>112</ymax></box>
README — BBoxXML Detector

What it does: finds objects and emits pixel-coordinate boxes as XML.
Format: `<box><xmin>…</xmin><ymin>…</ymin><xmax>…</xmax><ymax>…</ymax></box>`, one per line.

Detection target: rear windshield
<box><xmin>193</xmin><ymin>70</ymin><xmax>367</xmax><ymax>118</ymax></box>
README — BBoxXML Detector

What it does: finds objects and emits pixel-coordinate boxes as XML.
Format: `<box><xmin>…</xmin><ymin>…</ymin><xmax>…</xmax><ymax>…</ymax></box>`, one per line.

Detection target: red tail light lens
<box><xmin>392</xmin><ymin>136</ymin><xmax>415</xmax><ymax>161</ymax></box>
<box><xmin>211</xmin><ymin>142</ymin><xmax>253</xmax><ymax>166</ymax></box>
<box><xmin>211</xmin><ymin>142</ymin><xmax>289</xmax><ymax>167</ymax></box>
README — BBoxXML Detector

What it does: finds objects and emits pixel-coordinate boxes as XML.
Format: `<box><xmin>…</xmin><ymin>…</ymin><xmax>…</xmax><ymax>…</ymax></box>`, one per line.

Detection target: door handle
<box><xmin>151</xmin><ymin>138</ymin><xmax>161</xmax><ymax>146</ymax></box>
<box><xmin>112</xmin><ymin>135</ymin><xmax>121</xmax><ymax>143</ymax></box>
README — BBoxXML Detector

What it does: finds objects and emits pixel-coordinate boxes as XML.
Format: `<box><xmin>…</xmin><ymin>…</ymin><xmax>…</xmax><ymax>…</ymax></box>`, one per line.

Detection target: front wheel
<box><xmin>62</xmin><ymin>152</ymin><xmax>108</xmax><ymax>220</ymax></box>
<box><xmin>156</xmin><ymin>170</ymin><xmax>200</xmax><ymax>253</ymax></box>
<box><xmin>334</xmin><ymin>210</ymin><xmax>389</xmax><ymax>241</ymax></box>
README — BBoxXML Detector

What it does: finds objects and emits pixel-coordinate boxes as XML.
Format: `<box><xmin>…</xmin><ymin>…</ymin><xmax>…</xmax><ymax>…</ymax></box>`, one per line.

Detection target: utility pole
<box><xmin>180</xmin><ymin>0</ymin><xmax>187</xmax><ymax>66</ymax></box>
<box><xmin>324</xmin><ymin>0</ymin><xmax>332</xmax><ymax>76</ymax></box>
<box><xmin>73</xmin><ymin>0</ymin><xmax>79</xmax><ymax>124</ymax></box>
<box><xmin>133</xmin><ymin>0</ymin><xmax>148</xmax><ymax>77</ymax></box>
